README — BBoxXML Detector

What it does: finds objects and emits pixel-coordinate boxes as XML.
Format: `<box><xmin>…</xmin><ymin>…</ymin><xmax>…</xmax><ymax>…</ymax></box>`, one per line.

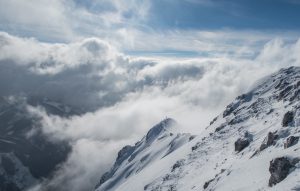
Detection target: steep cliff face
<box><xmin>95</xmin><ymin>66</ymin><xmax>300</xmax><ymax>191</ymax></box>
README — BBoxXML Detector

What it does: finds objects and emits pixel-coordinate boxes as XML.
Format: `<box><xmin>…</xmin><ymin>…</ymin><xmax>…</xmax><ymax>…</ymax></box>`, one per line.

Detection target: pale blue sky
<box><xmin>0</xmin><ymin>0</ymin><xmax>300</xmax><ymax>57</ymax></box>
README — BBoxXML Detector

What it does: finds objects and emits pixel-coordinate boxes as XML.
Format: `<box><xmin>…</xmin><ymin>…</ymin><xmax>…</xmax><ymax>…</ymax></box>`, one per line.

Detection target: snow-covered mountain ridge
<box><xmin>95</xmin><ymin>118</ymin><xmax>194</xmax><ymax>191</ymax></box>
<box><xmin>95</xmin><ymin>66</ymin><xmax>300</xmax><ymax>191</ymax></box>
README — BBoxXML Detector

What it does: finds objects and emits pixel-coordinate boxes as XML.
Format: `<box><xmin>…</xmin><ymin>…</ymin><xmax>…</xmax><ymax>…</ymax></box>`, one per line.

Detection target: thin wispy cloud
<box><xmin>0</xmin><ymin>0</ymin><xmax>150</xmax><ymax>42</ymax></box>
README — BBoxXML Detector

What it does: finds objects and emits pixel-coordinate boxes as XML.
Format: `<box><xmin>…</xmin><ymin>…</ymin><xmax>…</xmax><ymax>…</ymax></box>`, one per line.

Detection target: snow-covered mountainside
<box><xmin>95</xmin><ymin>66</ymin><xmax>300</xmax><ymax>191</ymax></box>
<box><xmin>95</xmin><ymin>118</ymin><xmax>194</xmax><ymax>191</ymax></box>
<box><xmin>0</xmin><ymin>96</ymin><xmax>74</xmax><ymax>191</ymax></box>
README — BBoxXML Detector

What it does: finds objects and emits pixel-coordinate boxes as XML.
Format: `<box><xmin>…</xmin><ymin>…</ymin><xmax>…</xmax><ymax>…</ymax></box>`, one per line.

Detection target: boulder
<box><xmin>235</xmin><ymin>138</ymin><xmax>250</xmax><ymax>152</ymax></box>
<box><xmin>268</xmin><ymin>157</ymin><xmax>294</xmax><ymax>187</ymax></box>
<box><xmin>215</xmin><ymin>124</ymin><xmax>225</xmax><ymax>132</ymax></box>
<box><xmin>284</xmin><ymin>136</ymin><xmax>299</xmax><ymax>149</ymax></box>
<box><xmin>260</xmin><ymin>132</ymin><xmax>279</xmax><ymax>151</ymax></box>
<box><xmin>234</xmin><ymin>138</ymin><xmax>250</xmax><ymax>152</ymax></box>
<box><xmin>282</xmin><ymin>111</ymin><xmax>294</xmax><ymax>127</ymax></box>
<box><xmin>203</xmin><ymin>178</ymin><xmax>214</xmax><ymax>189</ymax></box>
<box><xmin>235</xmin><ymin>132</ymin><xmax>252</xmax><ymax>152</ymax></box>
<box><xmin>171</xmin><ymin>159</ymin><xmax>185</xmax><ymax>172</ymax></box>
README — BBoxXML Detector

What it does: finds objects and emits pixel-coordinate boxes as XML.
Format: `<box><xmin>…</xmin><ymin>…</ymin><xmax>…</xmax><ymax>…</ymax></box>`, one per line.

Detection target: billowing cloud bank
<box><xmin>0</xmin><ymin>32</ymin><xmax>300</xmax><ymax>191</ymax></box>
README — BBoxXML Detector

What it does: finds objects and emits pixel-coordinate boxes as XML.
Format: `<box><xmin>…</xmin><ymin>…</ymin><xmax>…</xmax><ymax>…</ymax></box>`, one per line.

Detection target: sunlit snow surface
<box><xmin>96</xmin><ymin>66</ymin><xmax>300</xmax><ymax>191</ymax></box>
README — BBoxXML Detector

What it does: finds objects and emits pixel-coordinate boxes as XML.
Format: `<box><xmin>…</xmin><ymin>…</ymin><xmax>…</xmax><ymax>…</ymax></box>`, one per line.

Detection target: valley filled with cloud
<box><xmin>1</xmin><ymin>31</ymin><xmax>300</xmax><ymax>190</ymax></box>
<box><xmin>0</xmin><ymin>0</ymin><xmax>300</xmax><ymax>190</ymax></box>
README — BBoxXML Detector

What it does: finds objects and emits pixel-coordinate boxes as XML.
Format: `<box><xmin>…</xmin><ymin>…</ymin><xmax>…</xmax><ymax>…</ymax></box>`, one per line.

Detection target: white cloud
<box><xmin>1</xmin><ymin>0</ymin><xmax>300</xmax><ymax>64</ymax></box>
<box><xmin>2</xmin><ymin>0</ymin><xmax>299</xmax><ymax>59</ymax></box>
<box><xmin>0</xmin><ymin>0</ymin><xmax>74</xmax><ymax>41</ymax></box>
<box><xmin>257</xmin><ymin>38</ymin><xmax>300</xmax><ymax>66</ymax></box>
<box><xmin>0</xmin><ymin>0</ymin><xmax>151</xmax><ymax>42</ymax></box>
<box><xmin>1</xmin><ymin>1</ymin><xmax>300</xmax><ymax>191</ymax></box>
<box><xmin>29</xmin><ymin>138</ymin><xmax>126</xmax><ymax>191</ymax></box>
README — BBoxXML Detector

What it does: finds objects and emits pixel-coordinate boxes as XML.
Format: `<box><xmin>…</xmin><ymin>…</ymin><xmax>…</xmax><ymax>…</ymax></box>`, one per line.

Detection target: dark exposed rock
<box><xmin>289</xmin><ymin>89</ymin><xmax>300</xmax><ymax>102</ymax></box>
<box><xmin>235</xmin><ymin>132</ymin><xmax>252</xmax><ymax>152</ymax></box>
<box><xmin>191</xmin><ymin>144</ymin><xmax>199</xmax><ymax>151</ymax></box>
<box><xmin>284</xmin><ymin>67</ymin><xmax>295</xmax><ymax>75</ymax></box>
<box><xmin>235</xmin><ymin>138</ymin><xmax>250</xmax><ymax>152</ymax></box>
<box><xmin>223</xmin><ymin>105</ymin><xmax>235</xmax><ymax>118</ymax></box>
<box><xmin>98</xmin><ymin>172</ymin><xmax>111</xmax><ymax>186</ymax></box>
<box><xmin>171</xmin><ymin>159</ymin><xmax>185</xmax><ymax>172</ymax></box>
<box><xmin>275</xmin><ymin>79</ymin><xmax>283</xmax><ymax>89</ymax></box>
<box><xmin>282</xmin><ymin>111</ymin><xmax>294</xmax><ymax>127</ymax></box>
<box><xmin>162</xmin><ymin>174</ymin><xmax>171</xmax><ymax>181</ymax></box>
<box><xmin>291</xmin><ymin>158</ymin><xmax>300</xmax><ymax>166</ymax></box>
<box><xmin>233</xmin><ymin>106</ymin><xmax>247</xmax><ymax>116</ymax></box>
<box><xmin>222</xmin><ymin>93</ymin><xmax>252</xmax><ymax>118</ymax></box>
<box><xmin>266</xmin><ymin>108</ymin><xmax>274</xmax><ymax>115</ymax></box>
<box><xmin>228</xmin><ymin>116</ymin><xmax>249</xmax><ymax>126</ymax></box>
<box><xmin>236</xmin><ymin>93</ymin><xmax>253</xmax><ymax>102</ymax></box>
<box><xmin>189</xmin><ymin>135</ymin><xmax>196</xmax><ymax>141</ymax></box>
<box><xmin>215</xmin><ymin>124</ymin><xmax>225</xmax><ymax>132</ymax></box>
<box><xmin>284</xmin><ymin>136</ymin><xmax>299</xmax><ymax>149</ymax></box>
<box><xmin>169</xmin><ymin>185</ymin><xmax>176</xmax><ymax>191</ymax></box>
<box><xmin>269</xmin><ymin>157</ymin><xmax>295</xmax><ymax>187</ymax></box>
<box><xmin>223</xmin><ymin>98</ymin><xmax>244</xmax><ymax>117</ymax></box>
<box><xmin>209</xmin><ymin>117</ymin><xmax>218</xmax><ymax>125</ymax></box>
<box><xmin>203</xmin><ymin>178</ymin><xmax>214</xmax><ymax>189</ymax></box>
<box><xmin>278</xmin><ymin>85</ymin><xmax>293</xmax><ymax>100</ymax></box>
<box><xmin>116</xmin><ymin>145</ymin><xmax>135</xmax><ymax>164</ymax></box>
<box><xmin>265</xmin><ymin>132</ymin><xmax>278</xmax><ymax>147</ymax></box>
<box><xmin>203</xmin><ymin>169</ymin><xmax>227</xmax><ymax>189</ymax></box>
<box><xmin>144</xmin><ymin>184</ymin><xmax>149</xmax><ymax>190</ymax></box>
<box><xmin>260</xmin><ymin>132</ymin><xmax>279</xmax><ymax>151</ymax></box>
<box><xmin>295</xmin><ymin>80</ymin><xmax>300</xmax><ymax>88</ymax></box>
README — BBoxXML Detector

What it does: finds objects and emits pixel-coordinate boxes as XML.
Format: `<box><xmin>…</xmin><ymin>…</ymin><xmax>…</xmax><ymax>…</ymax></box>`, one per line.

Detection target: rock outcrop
<box><xmin>268</xmin><ymin>157</ymin><xmax>297</xmax><ymax>187</ymax></box>
<box><xmin>235</xmin><ymin>132</ymin><xmax>252</xmax><ymax>152</ymax></box>
<box><xmin>282</xmin><ymin>111</ymin><xmax>294</xmax><ymax>127</ymax></box>
<box><xmin>284</xmin><ymin>136</ymin><xmax>299</xmax><ymax>149</ymax></box>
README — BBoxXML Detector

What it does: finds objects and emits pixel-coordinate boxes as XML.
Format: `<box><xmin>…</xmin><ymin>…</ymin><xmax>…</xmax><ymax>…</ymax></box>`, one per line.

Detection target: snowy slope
<box><xmin>95</xmin><ymin>66</ymin><xmax>300</xmax><ymax>191</ymax></box>
<box><xmin>95</xmin><ymin>118</ymin><xmax>194</xmax><ymax>191</ymax></box>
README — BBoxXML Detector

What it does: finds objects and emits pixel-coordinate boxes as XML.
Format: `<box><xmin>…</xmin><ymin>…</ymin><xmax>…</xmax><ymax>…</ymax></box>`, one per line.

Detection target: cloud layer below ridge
<box><xmin>0</xmin><ymin>32</ymin><xmax>300</xmax><ymax>191</ymax></box>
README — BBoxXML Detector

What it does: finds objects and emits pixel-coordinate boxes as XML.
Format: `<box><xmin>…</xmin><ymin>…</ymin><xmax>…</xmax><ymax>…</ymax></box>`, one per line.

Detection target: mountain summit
<box><xmin>95</xmin><ymin>66</ymin><xmax>300</xmax><ymax>191</ymax></box>
<box><xmin>145</xmin><ymin>118</ymin><xmax>177</xmax><ymax>143</ymax></box>
<box><xmin>95</xmin><ymin>118</ymin><xmax>192</xmax><ymax>191</ymax></box>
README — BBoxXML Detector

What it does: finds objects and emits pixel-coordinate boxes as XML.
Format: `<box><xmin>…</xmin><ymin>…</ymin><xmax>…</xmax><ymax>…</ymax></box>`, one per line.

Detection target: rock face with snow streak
<box><xmin>268</xmin><ymin>157</ymin><xmax>298</xmax><ymax>187</ymax></box>
<box><xmin>95</xmin><ymin>66</ymin><xmax>300</xmax><ymax>191</ymax></box>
